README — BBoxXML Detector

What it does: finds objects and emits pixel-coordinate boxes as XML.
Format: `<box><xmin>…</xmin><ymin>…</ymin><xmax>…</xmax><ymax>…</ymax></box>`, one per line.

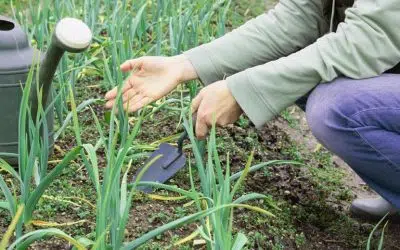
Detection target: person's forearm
<box><xmin>171</xmin><ymin>54</ymin><xmax>198</xmax><ymax>84</ymax></box>
<box><xmin>226</xmin><ymin>0</ymin><xmax>400</xmax><ymax>128</ymax></box>
<box><xmin>184</xmin><ymin>0</ymin><xmax>328</xmax><ymax>86</ymax></box>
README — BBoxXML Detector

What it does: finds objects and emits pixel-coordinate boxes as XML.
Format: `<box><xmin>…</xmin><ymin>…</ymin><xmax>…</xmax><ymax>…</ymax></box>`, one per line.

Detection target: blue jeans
<box><xmin>299</xmin><ymin>74</ymin><xmax>400</xmax><ymax>209</ymax></box>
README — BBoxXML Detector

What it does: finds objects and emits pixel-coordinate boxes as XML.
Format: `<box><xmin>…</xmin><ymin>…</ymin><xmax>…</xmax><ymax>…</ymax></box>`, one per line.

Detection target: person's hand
<box><xmin>105</xmin><ymin>55</ymin><xmax>197</xmax><ymax>112</ymax></box>
<box><xmin>191</xmin><ymin>80</ymin><xmax>243</xmax><ymax>139</ymax></box>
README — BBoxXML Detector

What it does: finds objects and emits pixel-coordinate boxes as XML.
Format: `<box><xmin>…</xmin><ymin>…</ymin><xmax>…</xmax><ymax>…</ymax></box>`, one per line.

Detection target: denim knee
<box><xmin>305</xmin><ymin>82</ymin><xmax>354</xmax><ymax>148</ymax></box>
<box><xmin>304</xmin><ymin>76</ymin><xmax>400</xmax><ymax>207</ymax></box>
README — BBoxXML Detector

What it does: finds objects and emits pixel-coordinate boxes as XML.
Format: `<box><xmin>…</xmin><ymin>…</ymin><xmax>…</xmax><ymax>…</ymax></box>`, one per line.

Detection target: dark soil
<box><xmin>2</xmin><ymin>103</ymin><xmax>400</xmax><ymax>249</ymax></box>
<box><xmin>1</xmin><ymin>86</ymin><xmax>399</xmax><ymax>250</ymax></box>
<box><xmin>18</xmin><ymin>107</ymin><xmax>399</xmax><ymax>249</ymax></box>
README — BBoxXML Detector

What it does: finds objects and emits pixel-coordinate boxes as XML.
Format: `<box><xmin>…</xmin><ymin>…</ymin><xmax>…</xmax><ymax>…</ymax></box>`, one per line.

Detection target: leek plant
<box><xmin>1</xmin><ymin>71</ymin><xmax>145</xmax><ymax>248</ymax></box>
<box><xmin>0</xmin><ymin>66</ymin><xmax>81</xmax><ymax>242</ymax></box>
<box><xmin>0</xmin><ymin>1</ymin><xmax>294</xmax><ymax>248</ymax></box>
<box><xmin>176</xmin><ymin>115</ymin><xmax>278</xmax><ymax>249</ymax></box>
<box><xmin>64</xmin><ymin>79</ymin><xmax>219</xmax><ymax>249</ymax></box>
<box><xmin>9</xmin><ymin>0</ymin><xmax>236</xmax><ymax>127</ymax></box>
<box><xmin>0</xmin><ymin>205</ymin><xmax>24</xmax><ymax>249</ymax></box>
<box><xmin>7</xmin><ymin>85</ymin><xmax>246</xmax><ymax>249</ymax></box>
<box><xmin>69</xmin><ymin>83</ymin><xmax>151</xmax><ymax>249</ymax></box>
<box><xmin>6</xmin><ymin>93</ymin><xmax>290</xmax><ymax>249</ymax></box>
<box><xmin>131</xmin><ymin>114</ymin><xmax>300</xmax><ymax>249</ymax></box>
<box><xmin>366</xmin><ymin>214</ymin><xmax>389</xmax><ymax>250</ymax></box>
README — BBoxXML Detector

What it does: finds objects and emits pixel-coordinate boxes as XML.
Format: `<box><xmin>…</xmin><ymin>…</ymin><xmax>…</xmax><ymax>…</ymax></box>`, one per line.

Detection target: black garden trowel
<box><xmin>132</xmin><ymin>118</ymin><xmax>196</xmax><ymax>193</ymax></box>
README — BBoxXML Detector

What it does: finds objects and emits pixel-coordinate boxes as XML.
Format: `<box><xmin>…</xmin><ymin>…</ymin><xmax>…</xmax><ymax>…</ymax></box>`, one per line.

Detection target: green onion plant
<box><xmin>0</xmin><ymin>65</ymin><xmax>81</xmax><ymax>243</ymax></box>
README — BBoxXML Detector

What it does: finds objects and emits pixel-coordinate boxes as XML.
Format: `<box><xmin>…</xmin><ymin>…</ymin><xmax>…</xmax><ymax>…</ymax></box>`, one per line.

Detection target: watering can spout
<box><xmin>30</xmin><ymin>18</ymin><xmax>92</xmax><ymax>120</ymax></box>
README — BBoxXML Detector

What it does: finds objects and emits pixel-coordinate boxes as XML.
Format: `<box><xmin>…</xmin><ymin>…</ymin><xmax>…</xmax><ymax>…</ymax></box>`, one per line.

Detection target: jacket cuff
<box><xmin>226</xmin><ymin>71</ymin><xmax>277</xmax><ymax>128</ymax></box>
<box><xmin>184</xmin><ymin>45</ymin><xmax>221</xmax><ymax>86</ymax></box>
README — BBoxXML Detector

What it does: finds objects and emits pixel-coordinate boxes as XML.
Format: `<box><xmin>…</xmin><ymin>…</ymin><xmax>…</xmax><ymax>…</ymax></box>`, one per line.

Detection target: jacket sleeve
<box><xmin>227</xmin><ymin>0</ymin><xmax>400</xmax><ymax>128</ymax></box>
<box><xmin>184</xmin><ymin>0</ymin><xmax>328</xmax><ymax>86</ymax></box>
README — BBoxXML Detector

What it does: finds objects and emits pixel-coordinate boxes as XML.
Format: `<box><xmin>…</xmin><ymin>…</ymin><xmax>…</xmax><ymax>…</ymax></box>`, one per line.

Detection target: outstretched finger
<box><xmin>195</xmin><ymin>103</ymin><xmax>210</xmax><ymax>140</ymax></box>
<box><xmin>121</xmin><ymin>78</ymin><xmax>134</xmax><ymax>93</ymax></box>
<box><xmin>123</xmin><ymin>94</ymin><xmax>143</xmax><ymax>110</ymax></box>
<box><xmin>128</xmin><ymin>97</ymin><xmax>152</xmax><ymax>113</ymax></box>
<box><xmin>120</xmin><ymin>58</ymin><xmax>142</xmax><ymax>72</ymax></box>
<box><xmin>195</xmin><ymin>117</ymin><xmax>209</xmax><ymax>140</ymax></box>
<box><xmin>191</xmin><ymin>93</ymin><xmax>203</xmax><ymax>114</ymax></box>
<box><xmin>105</xmin><ymin>79</ymin><xmax>133</xmax><ymax>101</ymax></box>
<box><xmin>105</xmin><ymin>99</ymin><xmax>115</xmax><ymax>109</ymax></box>
<box><xmin>122</xmin><ymin>89</ymin><xmax>138</xmax><ymax>103</ymax></box>
<box><xmin>105</xmin><ymin>86</ymin><xmax>118</xmax><ymax>100</ymax></box>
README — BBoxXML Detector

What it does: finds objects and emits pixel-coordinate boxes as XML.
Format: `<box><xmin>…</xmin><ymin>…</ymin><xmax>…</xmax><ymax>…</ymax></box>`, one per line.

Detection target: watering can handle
<box><xmin>29</xmin><ymin>18</ymin><xmax>92</xmax><ymax>122</ymax></box>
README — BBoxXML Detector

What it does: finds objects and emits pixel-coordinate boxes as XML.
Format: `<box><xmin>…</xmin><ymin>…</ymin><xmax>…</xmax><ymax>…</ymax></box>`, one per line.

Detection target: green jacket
<box><xmin>184</xmin><ymin>0</ymin><xmax>400</xmax><ymax>128</ymax></box>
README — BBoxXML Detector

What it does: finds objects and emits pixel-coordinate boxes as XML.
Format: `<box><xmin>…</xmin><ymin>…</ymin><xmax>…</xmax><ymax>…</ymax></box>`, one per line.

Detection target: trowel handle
<box><xmin>177</xmin><ymin>114</ymin><xmax>197</xmax><ymax>153</ymax></box>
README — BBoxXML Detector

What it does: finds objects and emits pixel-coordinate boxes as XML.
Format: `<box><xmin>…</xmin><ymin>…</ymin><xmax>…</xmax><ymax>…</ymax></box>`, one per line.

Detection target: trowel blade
<box><xmin>132</xmin><ymin>143</ymin><xmax>186</xmax><ymax>193</ymax></box>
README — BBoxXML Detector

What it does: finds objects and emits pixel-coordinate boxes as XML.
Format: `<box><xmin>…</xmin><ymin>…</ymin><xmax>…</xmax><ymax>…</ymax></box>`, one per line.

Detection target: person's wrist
<box><xmin>172</xmin><ymin>54</ymin><xmax>198</xmax><ymax>83</ymax></box>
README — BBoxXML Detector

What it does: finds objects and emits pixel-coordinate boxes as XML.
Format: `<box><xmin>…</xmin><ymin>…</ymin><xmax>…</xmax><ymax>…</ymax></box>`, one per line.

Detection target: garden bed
<box><xmin>0</xmin><ymin>0</ymin><xmax>399</xmax><ymax>249</ymax></box>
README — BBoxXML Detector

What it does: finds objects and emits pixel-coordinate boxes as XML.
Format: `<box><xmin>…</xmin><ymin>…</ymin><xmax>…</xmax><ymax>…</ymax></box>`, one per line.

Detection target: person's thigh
<box><xmin>305</xmin><ymin>74</ymin><xmax>400</xmax><ymax>207</ymax></box>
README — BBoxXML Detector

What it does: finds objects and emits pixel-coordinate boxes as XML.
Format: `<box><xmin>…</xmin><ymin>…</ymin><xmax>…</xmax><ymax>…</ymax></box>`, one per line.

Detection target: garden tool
<box><xmin>0</xmin><ymin>16</ymin><xmax>92</xmax><ymax>165</ymax></box>
<box><xmin>132</xmin><ymin>117</ymin><xmax>198</xmax><ymax>193</ymax></box>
